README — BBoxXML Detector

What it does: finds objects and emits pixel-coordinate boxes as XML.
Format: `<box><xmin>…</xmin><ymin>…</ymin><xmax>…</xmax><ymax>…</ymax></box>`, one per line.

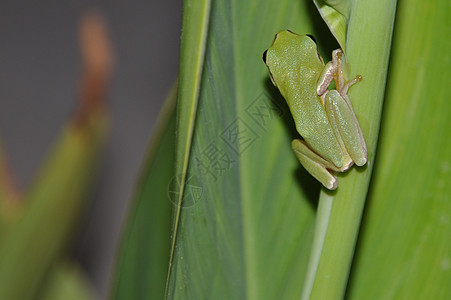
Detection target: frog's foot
<box><xmin>340</xmin><ymin>75</ymin><xmax>362</xmax><ymax>97</ymax></box>
<box><xmin>292</xmin><ymin>139</ymin><xmax>346</xmax><ymax>190</ymax></box>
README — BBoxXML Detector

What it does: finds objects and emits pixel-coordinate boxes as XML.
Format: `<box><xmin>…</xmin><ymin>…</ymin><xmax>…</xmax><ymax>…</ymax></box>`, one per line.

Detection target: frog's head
<box><xmin>263</xmin><ymin>30</ymin><xmax>323</xmax><ymax>90</ymax></box>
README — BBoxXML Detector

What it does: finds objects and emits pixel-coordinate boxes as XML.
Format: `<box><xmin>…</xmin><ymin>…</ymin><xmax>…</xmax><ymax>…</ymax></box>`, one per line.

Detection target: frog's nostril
<box><xmin>262</xmin><ymin>49</ymin><xmax>268</xmax><ymax>63</ymax></box>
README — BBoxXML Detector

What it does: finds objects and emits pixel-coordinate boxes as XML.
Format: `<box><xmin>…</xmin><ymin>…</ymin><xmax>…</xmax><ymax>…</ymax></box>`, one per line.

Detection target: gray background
<box><xmin>0</xmin><ymin>1</ymin><xmax>182</xmax><ymax>298</ymax></box>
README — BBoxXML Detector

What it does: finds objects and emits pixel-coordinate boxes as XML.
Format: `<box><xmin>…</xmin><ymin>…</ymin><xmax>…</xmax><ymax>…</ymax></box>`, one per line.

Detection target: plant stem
<box><xmin>302</xmin><ymin>0</ymin><xmax>397</xmax><ymax>298</ymax></box>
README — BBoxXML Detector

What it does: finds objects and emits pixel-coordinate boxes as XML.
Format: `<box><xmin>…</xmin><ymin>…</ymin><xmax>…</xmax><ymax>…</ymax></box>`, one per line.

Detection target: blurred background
<box><xmin>0</xmin><ymin>0</ymin><xmax>181</xmax><ymax>298</ymax></box>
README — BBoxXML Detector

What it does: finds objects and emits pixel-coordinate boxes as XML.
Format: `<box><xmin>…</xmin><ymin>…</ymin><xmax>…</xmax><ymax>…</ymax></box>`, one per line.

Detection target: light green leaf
<box><xmin>303</xmin><ymin>0</ymin><xmax>397</xmax><ymax>298</ymax></box>
<box><xmin>347</xmin><ymin>0</ymin><xmax>451</xmax><ymax>298</ymax></box>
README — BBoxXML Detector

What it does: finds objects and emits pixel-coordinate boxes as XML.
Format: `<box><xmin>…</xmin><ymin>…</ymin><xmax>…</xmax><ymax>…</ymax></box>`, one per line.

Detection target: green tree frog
<box><xmin>263</xmin><ymin>30</ymin><xmax>367</xmax><ymax>190</ymax></box>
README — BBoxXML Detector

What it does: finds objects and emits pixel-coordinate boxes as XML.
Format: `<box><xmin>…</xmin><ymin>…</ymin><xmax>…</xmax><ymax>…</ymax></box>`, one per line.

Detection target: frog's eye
<box><xmin>262</xmin><ymin>49</ymin><xmax>268</xmax><ymax>64</ymax></box>
<box><xmin>306</xmin><ymin>34</ymin><xmax>317</xmax><ymax>44</ymax></box>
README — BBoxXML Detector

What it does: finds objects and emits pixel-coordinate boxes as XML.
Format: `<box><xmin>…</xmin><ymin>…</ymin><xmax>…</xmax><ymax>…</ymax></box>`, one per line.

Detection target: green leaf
<box><xmin>0</xmin><ymin>13</ymin><xmax>113</xmax><ymax>299</ymax></box>
<box><xmin>165</xmin><ymin>0</ymin><xmax>338</xmax><ymax>298</ymax></box>
<box><xmin>313</xmin><ymin>0</ymin><xmax>350</xmax><ymax>52</ymax></box>
<box><xmin>347</xmin><ymin>0</ymin><xmax>451</xmax><ymax>298</ymax></box>
<box><xmin>112</xmin><ymin>85</ymin><xmax>176</xmax><ymax>299</ymax></box>
<box><xmin>171</xmin><ymin>0</ymin><xmax>211</xmax><ymax>206</ymax></box>
<box><xmin>0</xmin><ymin>110</ymin><xmax>108</xmax><ymax>300</ymax></box>
<box><xmin>39</xmin><ymin>262</ymin><xmax>96</xmax><ymax>300</ymax></box>
<box><xmin>113</xmin><ymin>0</ymin><xmax>451</xmax><ymax>298</ymax></box>
<box><xmin>303</xmin><ymin>0</ymin><xmax>397</xmax><ymax>298</ymax></box>
<box><xmin>169</xmin><ymin>4</ymin><xmax>212</xmax><ymax>298</ymax></box>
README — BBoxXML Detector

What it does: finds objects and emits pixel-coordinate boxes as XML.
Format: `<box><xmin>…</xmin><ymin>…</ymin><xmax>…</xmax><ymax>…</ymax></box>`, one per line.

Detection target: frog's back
<box><xmin>264</xmin><ymin>31</ymin><xmax>345</xmax><ymax>166</ymax></box>
<box><xmin>265</xmin><ymin>32</ymin><xmax>329</xmax><ymax>134</ymax></box>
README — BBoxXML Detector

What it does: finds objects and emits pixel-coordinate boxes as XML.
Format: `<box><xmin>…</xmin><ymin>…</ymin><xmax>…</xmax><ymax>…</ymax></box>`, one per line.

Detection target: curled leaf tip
<box><xmin>313</xmin><ymin>0</ymin><xmax>350</xmax><ymax>52</ymax></box>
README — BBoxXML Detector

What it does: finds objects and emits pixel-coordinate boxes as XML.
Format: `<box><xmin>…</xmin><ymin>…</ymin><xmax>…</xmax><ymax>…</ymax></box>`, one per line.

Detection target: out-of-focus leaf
<box><xmin>0</xmin><ymin>141</ymin><xmax>20</xmax><ymax>229</ymax></box>
<box><xmin>348</xmin><ymin>0</ymin><xmax>451</xmax><ymax>298</ymax></box>
<box><xmin>0</xmin><ymin>12</ymin><xmax>112</xmax><ymax>300</ymax></box>
<box><xmin>39</xmin><ymin>262</ymin><xmax>96</xmax><ymax>300</ymax></box>
<box><xmin>112</xmin><ymin>85</ymin><xmax>176</xmax><ymax>299</ymax></box>
<box><xmin>0</xmin><ymin>109</ymin><xmax>108</xmax><ymax>300</ymax></box>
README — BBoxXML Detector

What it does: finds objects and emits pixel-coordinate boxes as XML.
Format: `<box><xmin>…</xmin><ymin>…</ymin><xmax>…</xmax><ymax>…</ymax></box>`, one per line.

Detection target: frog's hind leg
<box><xmin>291</xmin><ymin>139</ymin><xmax>338</xmax><ymax>190</ymax></box>
<box><xmin>325</xmin><ymin>90</ymin><xmax>367</xmax><ymax>166</ymax></box>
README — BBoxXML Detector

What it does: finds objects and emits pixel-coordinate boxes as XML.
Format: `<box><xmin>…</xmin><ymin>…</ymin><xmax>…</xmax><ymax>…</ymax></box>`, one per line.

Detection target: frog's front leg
<box><xmin>316</xmin><ymin>49</ymin><xmax>343</xmax><ymax>97</ymax></box>
<box><xmin>291</xmin><ymin>139</ymin><xmax>342</xmax><ymax>190</ymax></box>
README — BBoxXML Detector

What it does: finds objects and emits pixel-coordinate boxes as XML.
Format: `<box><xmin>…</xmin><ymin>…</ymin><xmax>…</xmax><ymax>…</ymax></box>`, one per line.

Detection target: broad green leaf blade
<box><xmin>165</xmin><ymin>0</ymin><xmax>339</xmax><ymax>298</ymax></box>
<box><xmin>303</xmin><ymin>0</ymin><xmax>397</xmax><ymax>299</ymax></box>
<box><xmin>112</xmin><ymin>86</ymin><xmax>176</xmax><ymax>299</ymax></box>
<box><xmin>348</xmin><ymin>0</ymin><xmax>451</xmax><ymax>298</ymax></box>
<box><xmin>0</xmin><ymin>109</ymin><xmax>108</xmax><ymax>300</ymax></box>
